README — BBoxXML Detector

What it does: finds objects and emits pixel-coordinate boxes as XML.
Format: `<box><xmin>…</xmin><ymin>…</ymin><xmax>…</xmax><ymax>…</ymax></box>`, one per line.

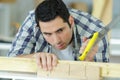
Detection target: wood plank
<box><xmin>92</xmin><ymin>0</ymin><xmax>112</xmax><ymax>25</ymax></box>
<box><xmin>0</xmin><ymin>57</ymin><xmax>120</xmax><ymax>79</ymax></box>
<box><xmin>0</xmin><ymin>57</ymin><xmax>37</xmax><ymax>73</ymax></box>
<box><xmin>69</xmin><ymin>61</ymin><xmax>86</xmax><ymax>79</ymax></box>
<box><xmin>50</xmin><ymin>62</ymin><xmax>69</xmax><ymax>78</ymax></box>
<box><xmin>86</xmin><ymin>65</ymin><xmax>100</xmax><ymax>80</ymax></box>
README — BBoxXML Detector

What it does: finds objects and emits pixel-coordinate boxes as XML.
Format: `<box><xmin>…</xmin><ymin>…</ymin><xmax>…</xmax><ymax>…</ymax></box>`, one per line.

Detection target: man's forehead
<box><xmin>39</xmin><ymin>23</ymin><xmax>66</xmax><ymax>32</ymax></box>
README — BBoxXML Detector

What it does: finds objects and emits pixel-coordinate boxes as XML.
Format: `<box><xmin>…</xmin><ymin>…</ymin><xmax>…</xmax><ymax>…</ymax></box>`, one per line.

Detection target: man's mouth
<box><xmin>56</xmin><ymin>43</ymin><xmax>65</xmax><ymax>49</ymax></box>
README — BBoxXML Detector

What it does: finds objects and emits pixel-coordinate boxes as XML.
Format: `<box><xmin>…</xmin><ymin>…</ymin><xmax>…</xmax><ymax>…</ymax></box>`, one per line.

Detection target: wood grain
<box><xmin>0</xmin><ymin>57</ymin><xmax>120</xmax><ymax>79</ymax></box>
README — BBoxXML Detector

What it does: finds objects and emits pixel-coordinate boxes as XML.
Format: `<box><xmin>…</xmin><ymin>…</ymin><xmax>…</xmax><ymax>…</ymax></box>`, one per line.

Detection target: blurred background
<box><xmin>0</xmin><ymin>0</ymin><xmax>120</xmax><ymax>63</ymax></box>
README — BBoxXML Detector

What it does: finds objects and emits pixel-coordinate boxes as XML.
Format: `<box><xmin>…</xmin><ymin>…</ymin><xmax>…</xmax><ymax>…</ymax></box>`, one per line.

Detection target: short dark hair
<box><xmin>35</xmin><ymin>0</ymin><xmax>70</xmax><ymax>27</ymax></box>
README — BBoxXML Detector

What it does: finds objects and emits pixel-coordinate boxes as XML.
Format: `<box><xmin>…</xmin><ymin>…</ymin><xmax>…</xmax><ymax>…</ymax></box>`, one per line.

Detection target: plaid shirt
<box><xmin>8</xmin><ymin>9</ymin><xmax>109</xmax><ymax>62</ymax></box>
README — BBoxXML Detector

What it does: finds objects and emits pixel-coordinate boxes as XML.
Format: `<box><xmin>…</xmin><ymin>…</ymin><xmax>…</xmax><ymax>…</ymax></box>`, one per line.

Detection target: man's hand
<box><xmin>79</xmin><ymin>37</ymin><xmax>98</xmax><ymax>61</ymax></box>
<box><xmin>34</xmin><ymin>53</ymin><xmax>58</xmax><ymax>71</ymax></box>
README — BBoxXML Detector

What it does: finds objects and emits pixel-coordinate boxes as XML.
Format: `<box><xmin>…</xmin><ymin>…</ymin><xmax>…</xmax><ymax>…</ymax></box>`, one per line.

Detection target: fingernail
<box><xmin>39</xmin><ymin>65</ymin><xmax>42</xmax><ymax>68</ymax></box>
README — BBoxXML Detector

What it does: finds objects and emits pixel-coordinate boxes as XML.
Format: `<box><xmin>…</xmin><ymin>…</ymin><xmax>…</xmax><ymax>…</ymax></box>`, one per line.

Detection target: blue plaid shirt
<box><xmin>8</xmin><ymin>9</ymin><xmax>109</xmax><ymax>62</ymax></box>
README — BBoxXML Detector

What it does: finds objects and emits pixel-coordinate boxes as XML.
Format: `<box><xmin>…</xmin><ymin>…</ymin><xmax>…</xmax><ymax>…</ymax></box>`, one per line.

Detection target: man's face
<box><xmin>39</xmin><ymin>16</ymin><xmax>74</xmax><ymax>50</ymax></box>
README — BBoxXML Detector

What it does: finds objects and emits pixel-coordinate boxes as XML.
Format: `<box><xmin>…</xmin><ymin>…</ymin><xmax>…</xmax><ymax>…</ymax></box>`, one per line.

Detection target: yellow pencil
<box><xmin>78</xmin><ymin>32</ymin><xmax>99</xmax><ymax>61</ymax></box>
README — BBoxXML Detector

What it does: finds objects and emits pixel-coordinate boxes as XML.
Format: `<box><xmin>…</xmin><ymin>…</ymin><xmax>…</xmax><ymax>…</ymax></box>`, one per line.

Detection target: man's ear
<box><xmin>69</xmin><ymin>15</ymin><xmax>74</xmax><ymax>28</ymax></box>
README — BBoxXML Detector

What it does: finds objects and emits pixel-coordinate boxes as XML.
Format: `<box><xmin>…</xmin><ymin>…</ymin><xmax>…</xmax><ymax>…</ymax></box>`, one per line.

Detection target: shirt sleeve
<box><xmin>8</xmin><ymin>11</ymin><xmax>36</xmax><ymax>57</ymax></box>
<box><xmin>70</xmin><ymin>9</ymin><xmax>110</xmax><ymax>62</ymax></box>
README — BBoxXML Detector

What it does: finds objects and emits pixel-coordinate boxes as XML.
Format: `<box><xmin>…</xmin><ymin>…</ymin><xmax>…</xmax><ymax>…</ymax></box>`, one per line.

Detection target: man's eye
<box><xmin>44</xmin><ymin>33</ymin><xmax>51</xmax><ymax>36</ymax></box>
<box><xmin>57</xmin><ymin>29</ymin><xmax>63</xmax><ymax>33</ymax></box>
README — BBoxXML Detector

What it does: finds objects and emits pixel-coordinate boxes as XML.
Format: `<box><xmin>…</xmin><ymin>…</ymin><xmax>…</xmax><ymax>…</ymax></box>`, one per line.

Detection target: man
<box><xmin>8</xmin><ymin>0</ymin><xmax>109</xmax><ymax>71</ymax></box>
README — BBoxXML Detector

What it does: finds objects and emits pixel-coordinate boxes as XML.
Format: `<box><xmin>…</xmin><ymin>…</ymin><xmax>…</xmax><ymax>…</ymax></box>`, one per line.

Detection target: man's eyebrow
<box><xmin>42</xmin><ymin>32</ymin><xmax>52</xmax><ymax>34</ymax></box>
<box><xmin>42</xmin><ymin>26</ymin><xmax>65</xmax><ymax>34</ymax></box>
<box><xmin>55</xmin><ymin>27</ymin><xmax>65</xmax><ymax>32</ymax></box>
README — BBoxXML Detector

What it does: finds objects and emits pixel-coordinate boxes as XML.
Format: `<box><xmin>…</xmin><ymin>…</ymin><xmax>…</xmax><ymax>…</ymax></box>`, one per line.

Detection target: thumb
<box><xmin>82</xmin><ymin>37</ymin><xmax>88</xmax><ymax>42</ymax></box>
<box><xmin>79</xmin><ymin>37</ymin><xmax>89</xmax><ymax>53</ymax></box>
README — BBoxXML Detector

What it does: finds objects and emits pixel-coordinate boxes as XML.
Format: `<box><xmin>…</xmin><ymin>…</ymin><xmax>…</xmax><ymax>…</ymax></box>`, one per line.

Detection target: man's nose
<box><xmin>53</xmin><ymin>34</ymin><xmax>61</xmax><ymax>44</ymax></box>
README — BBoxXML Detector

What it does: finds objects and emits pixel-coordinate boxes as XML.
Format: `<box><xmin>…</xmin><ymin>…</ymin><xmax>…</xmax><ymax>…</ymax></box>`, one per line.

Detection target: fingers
<box><xmin>79</xmin><ymin>39</ymin><xmax>89</xmax><ymax>53</ymax></box>
<box><xmin>52</xmin><ymin>54</ymin><xmax>58</xmax><ymax>66</ymax></box>
<box><xmin>82</xmin><ymin>37</ymin><xmax>88</xmax><ymax>42</ymax></box>
<box><xmin>46</xmin><ymin>54</ymin><xmax>57</xmax><ymax>70</ymax></box>
<box><xmin>34</xmin><ymin>53</ymin><xmax>42</xmax><ymax>68</ymax></box>
<box><xmin>41</xmin><ymin>54</ymin><xmax>47</xmax><ymax>70</ymax></box>
<box><xmin>79</xmin><ymin>37</ymin><xmax>98</xmax><ymax>61</ymax></box>
<box><xmin>46</xmin><ymin>54</ymin><xmax>52</xmax><ymax>70</ymax></box>
<box><xmin>34</xmin><ymin>53</ymin><xmax>58</xmax><ymax>71</ymax></box>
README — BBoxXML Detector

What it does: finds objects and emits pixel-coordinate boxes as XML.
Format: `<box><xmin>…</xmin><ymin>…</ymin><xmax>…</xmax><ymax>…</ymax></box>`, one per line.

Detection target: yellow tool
<box><xmin>79</xmin><ymin>32</ymin><xmax>99</xmax><ymax>61</ymax></box>
<box><xmin>78</xmin><ymin>14</ymin><xmax>120</xmax><ymax>61</ymax></box>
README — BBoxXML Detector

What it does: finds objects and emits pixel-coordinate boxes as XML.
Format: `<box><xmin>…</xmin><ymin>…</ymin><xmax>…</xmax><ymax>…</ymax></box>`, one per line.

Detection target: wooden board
<box><xmin>0</xmin><ymin>57</ymin><xmax>120</xmax><ymax>80</ymax></box>
<box><xmin>0</xmin><ymin>57</ymin><xmax>37</xmax><ymax>73</ymax></box>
